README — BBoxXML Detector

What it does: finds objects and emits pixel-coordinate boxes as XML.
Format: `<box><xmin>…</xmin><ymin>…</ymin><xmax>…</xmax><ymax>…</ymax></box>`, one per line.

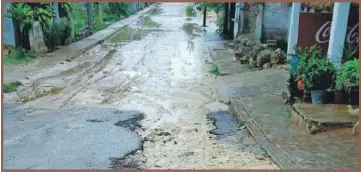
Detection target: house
<box><xmin>287</xmin><ymin>2</ymin><xmax>359</xmax><ymax>66</ymax></box>
<box><xmin>233</xmin><ymin>2</ymin><xmax>292</xmax><ymax>51</ymax></box>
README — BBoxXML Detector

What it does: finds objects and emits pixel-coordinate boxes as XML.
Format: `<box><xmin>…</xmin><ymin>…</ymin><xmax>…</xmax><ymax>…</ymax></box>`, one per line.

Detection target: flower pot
<box><xmin>290</xmin><ymin>55</ymin><xmax>298</xmax><ymax>73</ymax></box>
<box><xmin>303</xmin><ymin>89</ymin><xmax>311</xmax><ymax>102</ymax></box>
<box><xmin>311</xmin><ymin>90</ymin><xmax>326</xmax><ymax>104</ymax></box>
<box><xmin>324</xmin><ymin>90</ymin><xmax>335</xmax><ymax>104</ymax></box>
<box><xmin>297</xmin><ymin>79</ymin><xmax>304</xmax><ymax>91</ymax></box>
<box><xmin>334</xmin><ymin>90</ymin><xmax>349</xmax><ymax>104</ymax></box>
<box><xmin>350</xmin><ymin>87</ymin><xmax>359</xmax><ymax>105</ymax></box>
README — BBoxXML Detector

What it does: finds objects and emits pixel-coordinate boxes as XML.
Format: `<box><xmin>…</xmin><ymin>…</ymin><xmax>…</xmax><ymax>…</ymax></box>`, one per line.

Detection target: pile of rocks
<box><xmin>233</xmin><ymin>34</ymin><xmax>287</xmax><ymax>69</ymax></box>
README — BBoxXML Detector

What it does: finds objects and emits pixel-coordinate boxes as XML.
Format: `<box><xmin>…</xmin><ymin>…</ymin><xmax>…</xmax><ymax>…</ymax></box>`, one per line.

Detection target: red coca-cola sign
<box><xmin>297</xmin><ymin>12</ymin><xmax>359</xmax><ymax>57</ymax></box>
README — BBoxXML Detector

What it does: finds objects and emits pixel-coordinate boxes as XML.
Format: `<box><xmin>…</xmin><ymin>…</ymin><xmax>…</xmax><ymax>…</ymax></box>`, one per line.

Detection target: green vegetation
<box><xmin>186</xmin><ymin>5</ymin><xmax>196</xmax><ymax>17</ymax></box>
<box><xmin>4</xmin><ymin>81</ymin><xmax>22</xmax><ymax>93</ymax></box>
<box><xmin>143</xmin><ymin>16</ymin><xmax>160</xmax><ymax>27</ymax></box>
<box><xmin>4</xmin><ymin>47</ymin><xmax>37</xmax><ymax>65</ymax></box>
<box><xmin>209</xmin><ymin>65</ymin><xmax>221</xmax><ymax>76</ymax></box>
<box><xmin>336</xmin><ymin>59</ymin><xmax>359</xmax><ymax>89</ymax></box>
<box><xmin>182</xmin><ymin>23</ymin><xmax>202</xmax><ymax>36</ymax></box>
<box><xmin>21</xmin><ymin>87</ymin><xmax>64</xmax><ymax>102</ymax></box>
<box><xmin>236</xmin><ymin>120</ymin><xmax>245</xmax><ymax>129</ymax></box>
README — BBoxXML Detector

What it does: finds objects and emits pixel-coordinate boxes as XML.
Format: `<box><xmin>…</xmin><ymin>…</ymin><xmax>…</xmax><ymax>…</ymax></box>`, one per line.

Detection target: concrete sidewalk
<box><xmin>210</xmin><ymin>43</ymin><xmax>359</xmax><ymax>169</ymax></box>
<box><xmin>4</xmin><ymin>4</ymin><xmax>156</xmax><ymax>83</ymax></box>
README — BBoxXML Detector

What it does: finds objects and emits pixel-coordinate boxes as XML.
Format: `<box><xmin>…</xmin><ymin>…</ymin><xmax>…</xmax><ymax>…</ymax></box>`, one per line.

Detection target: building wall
<box><xmin>4</xmin><ymin>2</ymin><xmax>15</xmax><ymax>46</ymax></box>
<box><xmin>262</xmin><ymin>3</ymin><xmax>291</xmax><ymax>42</ymax></box>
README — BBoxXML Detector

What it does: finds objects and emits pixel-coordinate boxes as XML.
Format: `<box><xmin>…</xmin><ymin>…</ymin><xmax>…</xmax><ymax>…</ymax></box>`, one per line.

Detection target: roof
<box><xmin>288</xmin><ymin>2</ymin><xmax>358</xmax><ymax>10</ymax></box>
<box><xmin>305</xmin><ymin>2</ymin><xmax>358</xmax><ymax>10</ymax></box>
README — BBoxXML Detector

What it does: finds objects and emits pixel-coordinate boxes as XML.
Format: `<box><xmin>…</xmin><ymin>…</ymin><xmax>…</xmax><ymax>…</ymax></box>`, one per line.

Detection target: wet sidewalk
<box><xmin>212</xmin><ymin>50</ymin><xmax>359</xmax><ymax>169</ymax></box>
<box><xmin>4</xmin><ymin>4</ymin><xmax>156</xmax><ymax>83</ymax></box>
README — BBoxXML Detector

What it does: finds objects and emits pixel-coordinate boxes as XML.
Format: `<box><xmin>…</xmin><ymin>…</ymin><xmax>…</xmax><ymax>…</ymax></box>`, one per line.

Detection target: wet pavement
<box><xmin>3</xmin><ymin>3</ymin><xmax>277</xmax><ymax>169</ymax></box>
<box><xmin>224</xmin><ymin>68</ymin><xmax>359</xmax><ymax>169</ymax></box>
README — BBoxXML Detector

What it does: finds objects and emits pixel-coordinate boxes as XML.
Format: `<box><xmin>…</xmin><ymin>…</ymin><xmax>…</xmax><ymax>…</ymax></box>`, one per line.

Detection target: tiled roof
<box><xmin>303</xmin><ymin>2</ymin><xmax>358</xmax><ymax>10</ymax></box>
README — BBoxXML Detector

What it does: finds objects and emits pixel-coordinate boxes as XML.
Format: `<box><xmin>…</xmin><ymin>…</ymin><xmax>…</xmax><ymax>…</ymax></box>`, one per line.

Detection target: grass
<box><xmin>209</xmin><ymin>65</ymin><xmax>221</xmax><ymax>76</ymax></box>
<box><xmin>236</xmin><ymin>120</ymin><xmax>245</xmax><ymax>129</ymax></box>
<box><xmin>143</xmin><ymin>16</ymin><xmax>161</xmax><ymax>28</ymax></box>
<box><xmin>73</xmin><ymin>7</ymin><xmax>119</xmax><ymax>33</ymax></box>
<box><xmin>186</xmin><ymin>5</ymin><xmax>196</xmax><ymax>17</ymax></box>
<box><xmin>21</xmin><ymin>87</ymin><xmax>64</xmax><ymax>103</ymax></box>
<box><xmin>4</xmin><ymin>48</ymin><xmax>37</xmax><ymax>65</ymax></box>
<box><xmin>4</xmin><ymin>81</ymin><xmax>22</xmax><ymax>93</ymax></box>
<box><xmin>182</xmin><ymin>23</ymin><xmax>202</xmax><ymax>37</ymax></box>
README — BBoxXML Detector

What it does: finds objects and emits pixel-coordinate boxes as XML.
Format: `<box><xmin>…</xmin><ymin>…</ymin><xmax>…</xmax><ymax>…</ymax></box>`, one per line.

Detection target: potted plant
<box><xmin>294</xmin><ymin>45</ymin><xmax>324</xmax><ymax>102</ymax></box>
<box><xmin>304</xmin><ymin>56</ymin><xmax>335</xmax><ymax>104</ymax></box>
<box><xmin>336</xmin><ymin>59</ymin><xmax>359</xmax><ymax>105</ymax></box>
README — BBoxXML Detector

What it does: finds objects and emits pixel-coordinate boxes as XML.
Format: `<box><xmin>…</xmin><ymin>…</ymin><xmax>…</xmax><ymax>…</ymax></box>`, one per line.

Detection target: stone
<box><xmin>270</xmin><ymin>48</ymin><xmax>286</xmax><ymax>64</ymax></box>
<box><xmin>262</xmin><ymin>63</ymin><xmax>271</xmax><ymax>69</ymax></box>
<box><xmin>256</xmin><ymin>49</ymin><xmax>272</xmax><ymax>67</ymax></box>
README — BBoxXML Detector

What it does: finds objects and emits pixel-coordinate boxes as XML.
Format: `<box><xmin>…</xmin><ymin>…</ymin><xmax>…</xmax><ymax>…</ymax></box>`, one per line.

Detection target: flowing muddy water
<box><xmin>4</xmin><ymin>3</ymin><xmax>277</xmax><ymax>169</ymax></box>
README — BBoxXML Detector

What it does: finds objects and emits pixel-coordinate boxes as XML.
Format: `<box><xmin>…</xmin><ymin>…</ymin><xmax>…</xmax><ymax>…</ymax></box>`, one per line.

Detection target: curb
<box><xmin>52</xmin><ymin>4</ymin><xmax>157</xmax><ymax>62</ymax></box>
<box><xmin>229</xmin><ymin>97</ymin><xmax>302</xmax><ymax>169</ymax></box>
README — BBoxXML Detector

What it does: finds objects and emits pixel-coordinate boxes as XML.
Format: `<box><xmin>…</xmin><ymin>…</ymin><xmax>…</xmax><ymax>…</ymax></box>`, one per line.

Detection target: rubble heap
<box><xmin>233</xmin><ymin>34</ymin><xmax>287</xmax><ymax>69</ymax></box>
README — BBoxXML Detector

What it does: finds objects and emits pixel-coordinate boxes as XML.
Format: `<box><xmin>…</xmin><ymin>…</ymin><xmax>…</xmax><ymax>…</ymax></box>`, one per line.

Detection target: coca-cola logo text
<box><xmin>315</xmin><ymin>21</ymin><xmax>359</xmax><ymax>44</ymax></box>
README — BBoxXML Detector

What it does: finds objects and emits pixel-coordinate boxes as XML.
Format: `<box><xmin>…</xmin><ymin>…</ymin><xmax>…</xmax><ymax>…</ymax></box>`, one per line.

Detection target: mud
<box><xmin>3</xmin><ymin>3</ymin><xmax>277</xmax><ymax>170</ymax></box>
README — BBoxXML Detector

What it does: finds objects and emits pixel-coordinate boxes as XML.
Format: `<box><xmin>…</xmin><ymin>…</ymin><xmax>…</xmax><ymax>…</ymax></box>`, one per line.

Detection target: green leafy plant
<box><xmin>341</xmin><ymin>43</ymin><xmax>358</xmax><ymax>64</ymax></box>
<box><xmin>304</xmin><ymin>57</ymin><xmax>336</xmax><ymax>90</ymax></box>
<box><xmin>107</xmin><ymin>3</ymin><xmax>130</xmax><ymax>17</ymax></box>
<box><xmin>60</xmin><ymin>2</ymin><xmax>76</xmax><ymax>40</ymax></box>
<box><xmin>30</xmin><ymin>3</ymin><xmax>54</xmax><ymax>28</ymax></box>
<box><xmin>186</xmin><ymin>5</ymin><xmax>196</xmax><ymax>17</ymax></box>
<box><xmin>4</xmin><ymin>81</ymin><xmax>22</xmax><ymax>93</ymax></box>
<box><xmin>293</xmin><ymin>45</ymin><xmax>323</xmax><ymax>81</ymax></box>
<box><xmin>43</xmin><ymin>21</ymin><xmax>70</xmax><ymax>51</ymax></box>
<box><xmin>6</xmin><ymin>3</ymin><xmax>34</xmax><ymax>49</ymax></box>
<box><xmin>336</xmin><ymin>58</ymin><xmax>359</xmax><ymax>90</ymax></box>
<box><xmin>4</xmin><ymin>47</ymin><xmax>37</xmax><ymax>65</ymax></box>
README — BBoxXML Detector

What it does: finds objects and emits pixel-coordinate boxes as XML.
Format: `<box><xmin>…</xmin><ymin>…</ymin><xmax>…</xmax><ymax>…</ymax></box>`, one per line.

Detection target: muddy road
<box><xmin>4</xmin><ymin>3</ymin><xmax>277</xmax><ymax>169</ymax></box>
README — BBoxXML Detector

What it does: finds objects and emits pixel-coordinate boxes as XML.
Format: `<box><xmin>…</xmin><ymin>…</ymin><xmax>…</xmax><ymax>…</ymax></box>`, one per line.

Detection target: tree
<box><xmin>98</xmin><ymin>2</ymin><xmax>103</xmax><ymax>23</ymax></box>
<box><xmin>87</xmin><ymin>3</ymin><xmax>93</xmax><ymax>30</ymax></box>
<box><xmin>6</xmin><ymin>3</ymin><xmax>34</xmax><ymax>50</ymax></box>
<box><xmin>60</xmin><ymin>2</ymin><xmax>75</xmax><ymax>40</ymax></box>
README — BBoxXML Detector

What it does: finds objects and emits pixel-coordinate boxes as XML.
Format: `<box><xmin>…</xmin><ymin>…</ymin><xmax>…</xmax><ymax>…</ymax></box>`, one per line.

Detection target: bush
<box><xmin>186</xmin><ymin>5</ymin><xmax>196</xmax><ymax>17</ymax></box>
<box><xmin>43</xmin><ymin>21</ymin><xmax>71</xmax><ymax>51</ymax></box>
<box><xmin>336</xmin><ymin>59</ymin><xmax>359</xmax><ymax>89</ymax></box>
<box><xmin>107</xmin><ymin>3</ymin><xmax>131</xmax><ymax>17</ymax></box>
<box><xmin>4</xmin><ymin>81</ymin><xmax>22</xmax><ymax>93</ymax></box>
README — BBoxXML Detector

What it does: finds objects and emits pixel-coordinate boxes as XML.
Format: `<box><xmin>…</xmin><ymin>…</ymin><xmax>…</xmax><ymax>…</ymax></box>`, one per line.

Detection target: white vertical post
<box><xmin>327</xmin><ymin>2</ymin><xmax>351</xmax><ymax>69</ymax></box>
<box><xmin>287</xmin><ymin>2</ymin><xmax>301</xmax><ymax>60</ymax></box>
<box><xmin>233</xmin><ymin>3</ymin><xmax>241</xmax><ymax>39</ymax></box>
<box><xmin>255</xmin><ymin>3</ymin><xmax>264</xmax><ymax>42</ymax></box>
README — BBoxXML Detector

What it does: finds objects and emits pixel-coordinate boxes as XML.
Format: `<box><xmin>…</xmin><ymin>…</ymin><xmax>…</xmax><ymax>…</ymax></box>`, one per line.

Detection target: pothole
<box><xmin>114</xmin><ymin>112</ymin><xmax>145</xmax><ymax>131</ymax></box>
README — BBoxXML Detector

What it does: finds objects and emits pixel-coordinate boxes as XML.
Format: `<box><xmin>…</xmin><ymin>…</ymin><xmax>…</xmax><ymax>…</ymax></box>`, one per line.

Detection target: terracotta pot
<box><xmin>297</xmin><ymin>80</ymin><xmax>304</xmax><ymax>91</ymax></box>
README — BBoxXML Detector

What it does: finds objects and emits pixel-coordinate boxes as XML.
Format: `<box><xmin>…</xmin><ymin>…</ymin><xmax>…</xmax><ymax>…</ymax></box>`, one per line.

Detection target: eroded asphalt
<box><xmin>3</xmin><ymin>3</ymin><xmax>278</xmax><ymax>169</ymax></box>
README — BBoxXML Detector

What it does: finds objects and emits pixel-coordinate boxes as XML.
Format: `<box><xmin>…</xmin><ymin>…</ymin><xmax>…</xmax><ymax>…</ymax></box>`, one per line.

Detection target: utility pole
<box><xmin>223</xmin><ymin>3</ymin><xmax>229</xmax><ymax>36</ymax></box>
<box><xmin>203</xmin><ymin>5</ymin><xmax>207</xmax><ymax>27</ymax></box>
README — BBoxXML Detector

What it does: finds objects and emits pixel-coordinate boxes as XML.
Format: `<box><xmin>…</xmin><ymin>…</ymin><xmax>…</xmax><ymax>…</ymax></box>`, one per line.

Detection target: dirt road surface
<box><xmin>3</xmin><ymin>3</ymin><xmax>278</xmax><ymax>169</ymax></box>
